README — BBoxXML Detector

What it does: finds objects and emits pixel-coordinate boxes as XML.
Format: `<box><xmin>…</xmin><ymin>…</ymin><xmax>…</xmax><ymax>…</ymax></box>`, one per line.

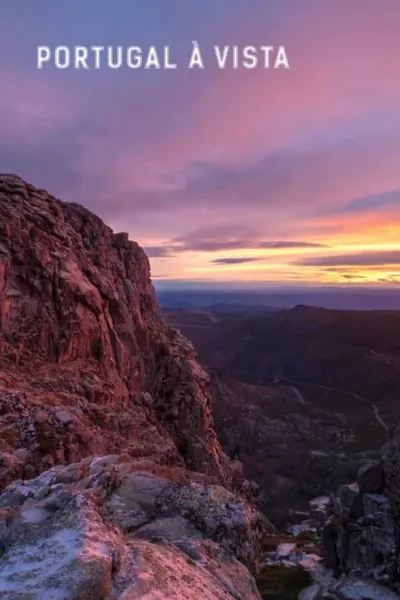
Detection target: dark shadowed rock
<box><xmin>358</xmin><ymin>460</ymin><xmax>385</xmax><ymax>494</ymax></box>
<box><xmin>322</xmin><ymin>515</ymin><xmax>339</xmax><ymax>570</ymax></box>
<box><xmin>382</xmin><ymin>425</ymin><xmax>400</xmax><ymax>518</ymax></box>
<box><xmin>314</xmin><ymin>428</ymin><xmax>400</xmax><ymax>598</ymax></box>
<box><xmin>322</xmin><ymin>480</ymin><xmax>397</xmax><ymax>590</ymax></box>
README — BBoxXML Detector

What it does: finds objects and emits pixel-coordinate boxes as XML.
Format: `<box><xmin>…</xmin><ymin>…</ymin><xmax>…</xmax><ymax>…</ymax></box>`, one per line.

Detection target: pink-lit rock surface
<box><xmin>0</xmin><ymin>173</ymin><xmax>269</xmax><ymax>598</ymax></box>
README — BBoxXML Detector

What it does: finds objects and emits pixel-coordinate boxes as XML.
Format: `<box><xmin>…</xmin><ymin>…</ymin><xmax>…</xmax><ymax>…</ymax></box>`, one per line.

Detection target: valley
<box><xmin>163</xmin><ymin>305</ymin><xmax>400</xmax><ymax>521</ymax></box>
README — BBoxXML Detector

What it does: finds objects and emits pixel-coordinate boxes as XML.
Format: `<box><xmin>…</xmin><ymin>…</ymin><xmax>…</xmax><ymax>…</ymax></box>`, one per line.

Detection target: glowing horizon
<box><xmin>1</xmin><ymin>0</ymin><xmax>399</xmax><ymax>287</ymax></box>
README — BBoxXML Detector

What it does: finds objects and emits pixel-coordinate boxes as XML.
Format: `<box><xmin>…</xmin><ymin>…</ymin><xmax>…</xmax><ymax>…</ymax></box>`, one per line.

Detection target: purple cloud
<box><xmin>294</xmin><ymin>251</ymin><xmax>400</xmax><ymax>267</ymax></box>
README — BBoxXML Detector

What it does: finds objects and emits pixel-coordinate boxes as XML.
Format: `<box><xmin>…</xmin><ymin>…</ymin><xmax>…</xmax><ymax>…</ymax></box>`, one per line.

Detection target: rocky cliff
<box><xmin>0</xmin><ymin>173</ymin><xmax>244</xmax><ymax>489</ymax></box>
<box><xmin>317</xmin><ymin>427</ymin><xmax>400</xmax><ymax>598</ymax></box>
<box><xmin>0</xmin><ymin>174</ymin><xmax>268</xmax><ymax>598</ymax></box>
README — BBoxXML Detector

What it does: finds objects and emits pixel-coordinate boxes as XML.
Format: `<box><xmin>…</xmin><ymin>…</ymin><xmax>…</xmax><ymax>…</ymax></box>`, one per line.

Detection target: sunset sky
<box><xmin>1</xmin><ymin>0</ymin><xmax>400</xmax><ymax>288</ymax></box>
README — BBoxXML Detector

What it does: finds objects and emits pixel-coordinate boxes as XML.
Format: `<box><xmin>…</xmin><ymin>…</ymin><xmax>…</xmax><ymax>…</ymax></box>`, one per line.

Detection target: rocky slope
<box><xmin>0</xmin><ymin>174</ymin><xmax>268</xmax><ymax>598</ymax></box>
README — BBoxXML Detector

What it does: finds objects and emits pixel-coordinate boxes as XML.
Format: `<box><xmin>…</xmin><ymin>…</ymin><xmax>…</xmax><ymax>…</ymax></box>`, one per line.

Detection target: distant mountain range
<box><xmin>156</xmin><ymin>287</ymin><xmax>400</xmax><ymax>312</ymax></box>
<box><xmin>163</xmin><ymin>302</ymin><xmax>281</xmax><ymax>315</ymax></box>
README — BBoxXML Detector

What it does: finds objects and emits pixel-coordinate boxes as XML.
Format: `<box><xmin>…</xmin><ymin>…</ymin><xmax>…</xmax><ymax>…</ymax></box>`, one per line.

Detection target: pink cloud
<box><xmin>134</xmin><ymin>1</ymin><xmax>400</xmax><ymax>175</ymax></box>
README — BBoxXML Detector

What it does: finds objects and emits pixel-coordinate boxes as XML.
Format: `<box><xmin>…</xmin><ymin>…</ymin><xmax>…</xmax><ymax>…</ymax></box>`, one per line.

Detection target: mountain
<box><xmin>161</xmin><ymin>302</ymin><xmax>281</xmax><ymax>314</ymax></box>
<box><xmin>157</xmin><ymin>288</ymin><xmax>400</xmax><ymax>311</ymax></box>
<box><xmin>163</xmin><ymin>306</ymin><xmax>400</xmax><ymax>521</ymax></box>
<box><xmin>0</xmin><ymin>174</ymin><xmax>269</xmax><ymax>599</ymax></box>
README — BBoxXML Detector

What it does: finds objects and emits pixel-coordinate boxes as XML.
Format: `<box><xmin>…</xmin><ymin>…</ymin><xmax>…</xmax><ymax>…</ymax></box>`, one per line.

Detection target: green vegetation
<box><xmin>256</xmin><ymin>565</ymin><xmax>312</xmax><ymax>599</ymax></box>
<box><xmin>256</xmin><ymin>534</ymin><xmax>317</xmax><ymax>599</ymax></box>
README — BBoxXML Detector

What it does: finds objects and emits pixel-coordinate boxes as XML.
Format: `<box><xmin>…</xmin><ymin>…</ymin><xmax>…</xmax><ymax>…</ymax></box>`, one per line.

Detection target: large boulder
<box><xmin>317</xmin><ymin>428</ymin><xmax>400</xmax><ymax>597</ymax></box>
<box><xmin>321</xmin><ymin>480</ymin><xmax>397</xmax><ymax>588</ymax></box>
<box><xmin>0</xmin><ymin>455</ymin><xmax>271</xmax><ymax>599</ymax></box>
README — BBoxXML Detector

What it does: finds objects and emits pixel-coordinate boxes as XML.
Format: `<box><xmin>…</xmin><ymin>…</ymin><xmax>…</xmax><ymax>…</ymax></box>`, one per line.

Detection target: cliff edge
<box><xmin>0</xmin><ymin>173</ymin><xmax>243</xmax><ymax>488</ymax></box>
<box><xmin>0</xmin><ymin>174</ymin><xmax>269</xmax><ymax>599</ymax></box>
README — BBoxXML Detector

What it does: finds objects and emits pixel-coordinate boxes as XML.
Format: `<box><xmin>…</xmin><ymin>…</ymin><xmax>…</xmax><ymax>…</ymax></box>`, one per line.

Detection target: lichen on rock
<box><xmin>0</xmin><ymin>456</ymin><xmax>266</xmax><ymax>598</ymax></box>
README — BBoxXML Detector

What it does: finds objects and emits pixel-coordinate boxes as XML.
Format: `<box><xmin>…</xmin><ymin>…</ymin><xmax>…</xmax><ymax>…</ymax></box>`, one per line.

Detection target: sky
<box><xmin>1</xmin><ymin>0</ymin><xmax>400</xmax><ymax>288</ymax></box>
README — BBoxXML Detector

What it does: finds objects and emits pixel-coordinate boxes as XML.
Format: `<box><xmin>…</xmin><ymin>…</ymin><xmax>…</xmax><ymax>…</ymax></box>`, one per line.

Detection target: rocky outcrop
<box><xmin>0</xmin><ymin>455</ymin><xmax>266</xmax><ymax>599</ymax></box>
<box><xmin>382</xmin><ymin>425</ymin><xmax>400</xmax><ymax>522</ymax></box>
<box><xmin>0</xmin><ymin>173</ymin><xmax>242</xmax><ymax>492</ymax></box>
<box><xmin>320</xmin><ymin>453</ymin><xmax>400</xmax><ymax>596</ymax></box>
<box><xmin>323</xmin><ymin>480</ymin><xmax>396</xmax><ymax>580</ymax></box>
<box><xmin>298</xmin><ymin>456</ymin><xmax>400</xmax><ymax>600</ymax></box>
<box><xmin>0</xmin><ymin>174</ymin><xmax>269</xmax><ymax>597</ymax></box>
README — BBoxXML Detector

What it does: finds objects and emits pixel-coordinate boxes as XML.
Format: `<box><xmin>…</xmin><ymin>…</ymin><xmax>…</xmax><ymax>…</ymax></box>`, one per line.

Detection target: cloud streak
<box><xmin>211</xmin><ymin>257</ymin><xmax>263</xmax><ymax>265</ymax></box>
<box><xmin>294</xmin><ymin>251</ymin><xmax>400</xmax><ymax>267</ymax></box>
<box><xmin>144</xmin><ymin>231</ymin><xmax>328</xmax><ymax>257</ymax></box>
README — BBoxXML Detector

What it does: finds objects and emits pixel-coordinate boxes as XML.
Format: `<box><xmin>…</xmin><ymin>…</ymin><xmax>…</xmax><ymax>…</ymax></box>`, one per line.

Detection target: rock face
<box><xmin>0</xmin><ymin>174</ymin><xmax>269</xmax><ymax>598</ymax></box>
<box><xmin>301</xmin><ymin>452</ymin><xmax>400</xmax><ymax>600</ymax></box>
<box><xmin>0</xmin><ymin>173</ymin><xmax>242</xmax><ymax>492</ymax></box>
<box><xmin>382</xmin><ymin>425</ymin><xmax>400</xmax><ymax>522</ymax></box>
<box><xmin>0</xmin><ymin>455</ymin><xmax>265</xmax><ymax>599</ymax></box>
<box><xmin>358</xmin><ymin>460</ymin><xmax>385</xmax><ymax>495</ymax></box>
<box><xmin>323</xmin><ymin>481</ymin><xmax>396</xmax><ymax>579</ymax></box>
<box><xmin>321</xmin><ymin>454</ymin><xmax>400</xmax><ymax>594</ymax></box>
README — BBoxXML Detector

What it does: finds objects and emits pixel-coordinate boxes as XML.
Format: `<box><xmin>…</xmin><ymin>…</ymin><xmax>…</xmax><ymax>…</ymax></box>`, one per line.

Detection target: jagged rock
<box><xmin>316</xmin><ymin>428</ymin><xmax>400</xmax><ymax>598</ymax></box>
<box><xmin>274</xmin><ymin>542</ymin><xmax>298</xmax><ymax>562</ymax></box>
<box><xmin>358</xmin><ymin>460</ymin><xmax>385</xmax><ymax>495</ymax></box>
<box><xmin>382</xmin><ymin>425</ymin><xmax>400</xmax><ymax>518</ymax></box>
<box><xmin>322</xmin><ymin>481</ymin><xmax>397</xmax><ymax>588</ymax></box>
<box><xmin>288</xmin><ymin>518</ymin><xmax>320</xmax><ymax>537</ymax></box>
<box><xmin>0</xmin><ymin>455</ymin><xmax>268</xmax><ymax>599</ymax></box>
<box><xmin>0</xmin><ymin>174</ymin><xmax>270</xmax><ymax>596</ymax></box>
<box><xmin>0</xmin><ymin>173</ymin><xmax>244</xmax><ymax>494</ymax></box>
